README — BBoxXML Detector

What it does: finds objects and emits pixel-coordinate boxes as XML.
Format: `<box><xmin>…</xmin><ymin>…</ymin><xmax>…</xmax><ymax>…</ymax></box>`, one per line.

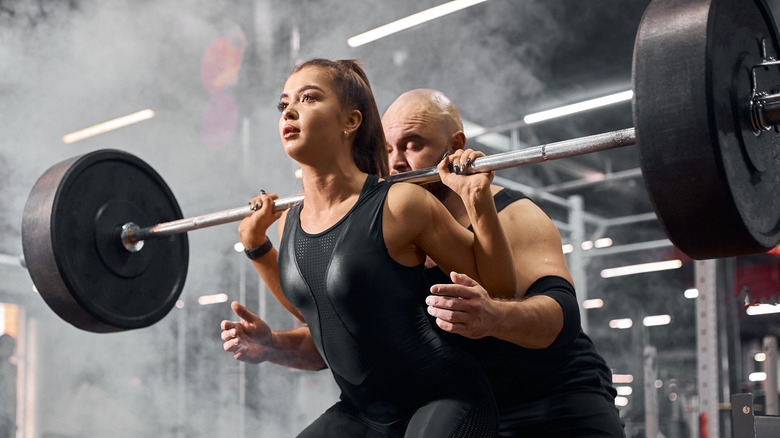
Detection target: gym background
<box><xmin>0</xmin><ymin>0</ymin><xmax>779</xmax><ymax>437</ymax></box>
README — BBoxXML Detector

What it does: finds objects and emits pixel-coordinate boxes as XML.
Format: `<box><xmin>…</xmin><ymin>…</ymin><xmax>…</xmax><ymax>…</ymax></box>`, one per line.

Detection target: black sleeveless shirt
<box><xmin>278</xmin><ymin>175</ymin><xmax>494</xmax><ymax>420</ymax></box>
<box><xmin>423</xmin><ymin>188</ymin><xmax>616</xmax><ymax>410</ymax></box>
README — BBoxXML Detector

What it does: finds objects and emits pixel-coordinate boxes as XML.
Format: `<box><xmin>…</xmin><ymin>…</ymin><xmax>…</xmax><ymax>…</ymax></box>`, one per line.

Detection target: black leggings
<box><xmin>296</xmin><ymin>397</ymin><xmax>498</xmax><ymax>438</ymax></box>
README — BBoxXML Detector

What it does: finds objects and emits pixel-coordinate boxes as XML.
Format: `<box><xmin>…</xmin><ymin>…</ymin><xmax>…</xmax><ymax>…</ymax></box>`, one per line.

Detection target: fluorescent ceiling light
<box><xmin>198</xmin><ymin>293</ymin><xmax>228</xmax><ymax>306</ymax></box>
<box><xmin>684</xmin><ymin>288</ymin><xmax>699</xmax><ymax>299</ymax></box>
<box><xmin>523</xmin><ymin>90</ymin><xmax>633</xmax><ymax>125</ymax></box>
<box><xmin>609</xmin><ymin>318</ymin><xmax>633</xmax><ymax>329</ymax></box>
<box><xmin>600</xmin><ymin>259</ymin><xmax>682</xmax><ymax>278</ymax></box>
<box><xmin>347</xmin><ymin>0</ymin><xmax>487</xmax><ymax>47</ymax></box>
<box><xmin>562</xmin><ymin>244</ymin><xmax>574</xmax><ymax>254</ymax></box>
<box><xmin>612</xmin><ymin>374</ymin><xmax>634</xmax><ymax>384</ymax></box>
<box><xmin>615</xmin><ymin>386</ymin><xmax>633</xmax><ymax>396</ymax></box>
<box><xmin>582</xmin><ymin>299</ymin><xmax>604</xmax><ymax>309</ymax></box>
<box><xmin>746</xmin><ymin>303</ymin><xmax>780</xmax><ymax>316</ymax></box>
<box><xmin>643</xmin><ymin>314</ymin><xmax>671</xmax><ymax>327</ymax></box>
<box><xmin>595</xmin><ymin>238</ymin><xmax>613</xmax><ymax>248</ymax></box>
<box><xmin>755</xmin><ymin>352</ymin><xmax>767</xmax><ymax>362</ymax></box>
<box><xmin>749</xmin><ymin>372</ymin><xmax>767</xmax><ymax>382</ymax></box>
<box><xmin>63</xmin><ymin>109</ymin><xmax>154</xmax><ymax>143</ymax></box>
<box><xmin>234</xmin><ymin>242</ymin><xmax>244</xmax><ymax>253</ymax></box>
<box><xmin>614</xmin><ymin>396</ymin><xmax>629</xmax><ymax>407</ymax></box>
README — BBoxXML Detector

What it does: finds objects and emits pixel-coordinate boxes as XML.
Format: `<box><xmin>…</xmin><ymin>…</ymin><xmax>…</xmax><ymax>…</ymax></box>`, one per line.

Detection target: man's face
<box><xmin>383</xmin><ymin>109</ymin><xmax>450</xmax><ymax>175</ymax></box>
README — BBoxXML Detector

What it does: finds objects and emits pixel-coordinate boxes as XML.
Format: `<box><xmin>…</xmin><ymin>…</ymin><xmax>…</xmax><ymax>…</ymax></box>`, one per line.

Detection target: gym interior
<box><xmin>0</xmin><ymin>0</ymin><xmax>779</xmax><ymax>437</ymax></box>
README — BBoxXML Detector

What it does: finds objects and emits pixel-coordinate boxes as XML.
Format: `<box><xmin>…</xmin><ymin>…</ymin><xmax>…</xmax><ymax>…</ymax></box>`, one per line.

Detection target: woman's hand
<box><xmin>437</xmin><ymin>149</ymin><xmax>492</xmax><ymax>201</ymax></box>
<box><xmin>238</xmin><ymin>191</ymin><xmax>282</xmax><ymax>249</ymax></box>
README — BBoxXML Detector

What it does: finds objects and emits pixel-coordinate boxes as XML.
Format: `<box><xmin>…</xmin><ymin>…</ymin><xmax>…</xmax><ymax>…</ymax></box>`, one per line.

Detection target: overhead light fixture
<box><xmin>609</xmin><ymin>318</ymin><xmax>633</xmax><ymax>329</ymax></box>
<box><xmin>684</xmin><ymin>288</ymin><xmax>699</xmax><ymax>299</ymax></box>
<box><xmin>614</xmin><ymin>396</ymin><xmax>629</xmax><ymax>407</ymax></box>
<box><xmin>347</xmin><ymin>0</ymin><xmax>488</xmax><ymax>47</ymax></box>
<box><xmin>615</xmin><ymin>386</ymin><xmax>633</xmax><ymax>396</ymax></box>
<box><xmin>749</xmin><ymin>372</ymin><xmax>767</xmax><ymax>382</ymax></box>
<box><xmin>612</xmin><ymin>374</ymin><xmax>634</xmax><ymax>384</ymax></box>
<box><xmin>63</xmin><ymin>109</ymin><xmax>154</xmax><ymax>143</ymax></box>
<box><xmin>643</xmin><ymin>314</ymin><xmax>671</xmax><ymax>327</ymax></box>
<box><xmin>523</xmin><ymin>91</ymin><xmax>633</xmax><ymax>125</ymax></box>
<box><xmin>600</xmin><ymin>259</ymin><xmax>682</xmax><ymax>278</ymax></box>
<box><xmin>583</xmin><ymin>299</ymin><xmax>604</xmax><ymax>309</ymax></box>
<box><xmin>234</xmin><ymin>242</ymin><xmax>244</xmax><ymax>252</ymax></box>
<box><xmin>562</xmin><ymin>244</ymin><xmax>574</xmax><ymax>254</ymax></box>
<box><xmin>198</xmin><ymin>293</ymin><xmax>228</xmax><ymax>306</ymax></box>
<box><xmin>755</xmin><ymin>352</ymin><xmax>767</xmax><ymax>362</ymax></box>
<box><xmin>746</xmin><ymin>303</ymin><xmax>780</xmax><ymax>316</ymax></box>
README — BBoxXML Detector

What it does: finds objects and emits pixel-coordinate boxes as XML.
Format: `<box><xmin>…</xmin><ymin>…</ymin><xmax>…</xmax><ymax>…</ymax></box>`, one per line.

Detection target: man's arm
<box><xmin>426</xmin><ymin>198</ymin><xmax>575</xmax><ymax>349</ymax></box>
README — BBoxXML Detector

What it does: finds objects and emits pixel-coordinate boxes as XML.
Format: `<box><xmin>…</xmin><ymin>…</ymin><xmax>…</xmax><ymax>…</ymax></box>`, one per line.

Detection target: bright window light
<box><xmin>609</xmin><ymin>318</ymin><xmax>633</xmax><ymax>329</ymax></box>
<box><xmin>583</xmin><ymin>299</ymin><xmax>604</xmax><ymax>309</ymax></box>
<box><xmin>595</xmin><ymin>238</ymin><xmax>613</xmax><ymax>248</ymax></box>
<box><xmin>614</xmin><ymin>396</ymin><xmax>629</xmax><ymax>407</ymax></box>
<box><xmin>749</xmin><ymin>372</ymin><xmax>767</xmax><ymax>382</ymax></box>
<box><xmin>523</xmin><ymin>91</ymin><xmax>633</xmax><ymax>124</ymax></box>
<box><xmin>600</xmin><ymin>259</ymin><xmax>682</xmax><ymax>278</ymax></box>
<box><xmin>198</xmin><ymin>293</ymin><xmax>228</xmax><ymax>306</ymax></box>
<box><xmin>347</xmin><ymin>0</ymin><xmax>487</xmax><ymax>47</ymax></box>
<box><xmin>684</xmin><ymin>288</ymin><xmax>699</xmax><ymax>299</ymax></box>
<box><xmin>613</xmin><ymin>374</ymin><xmax>634</xmax><ymax>384</ymax></box>
<box><xmin>746</xmin><ymin>304</ymin><xmax>780</xmax><ymax>316</ymax></box>
<box><xmin>562</xmin><ymin>244</ymin><xmax>574</xmax><ymax>254</ymax></box>
<box><xmin>63</xmin><ymin>109</ymin><xmax>154</xmax><ymax>143</ymax></box>
<box><xmin>643</xmin><ymin>314</ymin><xmax>672</xmax><ymax>327</ymax></box>
<box><xmin>615</xmin><ymin>386</ymin><xmax>633</xmax><ymax>396</ymax></box>
<box><xmin>755</xmin><ymin>352</ymin><xmax>767</xmax><ymax>362</ymax></box>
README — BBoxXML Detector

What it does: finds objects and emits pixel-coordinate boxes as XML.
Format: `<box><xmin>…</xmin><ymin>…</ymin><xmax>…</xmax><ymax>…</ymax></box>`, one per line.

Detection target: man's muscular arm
<box><xmin>426</xmin><ymin>197</ymin><xmax>575</xmax><ymax>349</ymax></box>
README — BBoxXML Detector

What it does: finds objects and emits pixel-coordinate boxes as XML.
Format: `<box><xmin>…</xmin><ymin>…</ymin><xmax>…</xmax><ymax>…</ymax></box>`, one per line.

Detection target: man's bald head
<box><xmin>382</xmin><ymin>89</ymin><xmax>466</xmax><ymax>178</ymax></box>
<box><xmin>384</xmin><ymin>89</ymin><xmax>463</xmax><ymax>136</ymax></box>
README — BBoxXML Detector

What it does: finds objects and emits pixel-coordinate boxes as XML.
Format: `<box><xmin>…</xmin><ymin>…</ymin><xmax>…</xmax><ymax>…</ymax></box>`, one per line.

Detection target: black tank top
<box><xmin>424</xmin><ymin>188</ymin><xmax>616</xmax><ymax>409</ymax></box>
<box><xmin>279</xmin><ymin>175</ymin><xmax>493</xmax><ymax>419</ymax></box>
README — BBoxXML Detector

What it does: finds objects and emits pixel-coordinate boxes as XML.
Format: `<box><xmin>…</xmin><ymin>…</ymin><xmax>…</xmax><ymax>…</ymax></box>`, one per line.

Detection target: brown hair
<box><xmin>291</xmin><ymin>59</ymin><xmax>389</xmax><ymax>176</ymax></box>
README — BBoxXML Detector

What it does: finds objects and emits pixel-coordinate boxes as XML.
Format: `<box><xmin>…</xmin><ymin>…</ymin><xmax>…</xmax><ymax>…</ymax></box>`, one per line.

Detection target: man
<box><xmin>222</xmin><ymin>89</ymin><xmax>624</xmax><ymax>437</ymax></box>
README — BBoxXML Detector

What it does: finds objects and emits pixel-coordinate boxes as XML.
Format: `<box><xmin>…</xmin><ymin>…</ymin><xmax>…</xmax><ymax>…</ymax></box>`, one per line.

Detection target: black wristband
<box><xmin>244</xmin><ymin>238</ymin><xmax>273</xmax><ymax>260</ymax></box>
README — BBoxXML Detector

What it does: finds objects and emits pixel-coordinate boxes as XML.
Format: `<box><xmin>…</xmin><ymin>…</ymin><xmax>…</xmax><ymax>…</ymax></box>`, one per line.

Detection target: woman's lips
<box><xmin>282</xmin><ymin>125</ymin><xmax>300</xmax><ymax>139</ymax></box>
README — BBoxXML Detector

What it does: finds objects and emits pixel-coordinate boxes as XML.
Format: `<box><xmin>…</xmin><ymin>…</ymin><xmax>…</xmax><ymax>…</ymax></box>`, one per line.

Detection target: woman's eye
<box><xmin>277</xmin><ymin>102</ymin><xmax>287</xmax><ymax>112</ymax></box>
<box><xmin>301</xmin><ymin>93</ymin><xmax>315</xmax><ymax>102</ymax></box>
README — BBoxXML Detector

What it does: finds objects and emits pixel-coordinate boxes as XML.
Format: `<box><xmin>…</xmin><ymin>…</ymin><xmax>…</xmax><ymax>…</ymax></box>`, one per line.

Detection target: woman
<box><xmin>230</xmin><ymin>59</ymin><xmax>515</xmax><ymax>437</ymax></box>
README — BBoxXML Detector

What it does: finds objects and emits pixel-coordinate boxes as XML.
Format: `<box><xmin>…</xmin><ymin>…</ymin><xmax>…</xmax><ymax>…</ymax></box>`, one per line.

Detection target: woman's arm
<box><xmin>239</xmin><ymin>193</ymin><xmax>305</xmax><ymax>323</ymax></box>
<box><xmin>383</xmin><ymin>155</ymin><xmax>516</xmax><ymax>298</ymax></box>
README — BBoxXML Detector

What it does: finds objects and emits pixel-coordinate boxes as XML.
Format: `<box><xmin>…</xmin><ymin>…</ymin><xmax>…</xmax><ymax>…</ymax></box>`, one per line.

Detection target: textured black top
<box><xmin>278</xmin><ymin>175</ymin><xmax>494</xmax><ymax>421</ymax></box>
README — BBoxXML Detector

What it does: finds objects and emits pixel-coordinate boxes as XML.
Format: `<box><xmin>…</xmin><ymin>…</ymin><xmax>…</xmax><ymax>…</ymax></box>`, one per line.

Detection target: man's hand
<box><xmin>220</xmin><ymin>301</ymin><xmax>273</xmax><ymax>364</ymax></box>
<box><xmin>426</xmin><ymin>271</ymin><xmax>502</xmax><ymax>339</ymax></box>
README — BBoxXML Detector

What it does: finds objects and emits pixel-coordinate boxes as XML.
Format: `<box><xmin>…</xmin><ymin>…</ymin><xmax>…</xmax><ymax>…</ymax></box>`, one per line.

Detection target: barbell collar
<box><xmin>751</xmin><ymin>92</ymin><xmax>780</xmax><ymax>132</ymax></box>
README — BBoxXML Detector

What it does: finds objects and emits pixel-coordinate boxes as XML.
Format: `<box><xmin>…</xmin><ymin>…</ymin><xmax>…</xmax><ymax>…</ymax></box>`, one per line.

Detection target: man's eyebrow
<box><xmin>280</xmin><ymin>84</ymin><xmax>325</xmax><ymax>100</ymax></box>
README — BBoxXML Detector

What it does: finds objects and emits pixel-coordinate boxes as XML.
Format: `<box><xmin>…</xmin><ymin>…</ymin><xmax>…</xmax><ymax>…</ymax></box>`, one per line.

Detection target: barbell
<box><xmin>20</xmin><ymin>0</ymin><xmax>780</xmax><ymax>332</ymax></box>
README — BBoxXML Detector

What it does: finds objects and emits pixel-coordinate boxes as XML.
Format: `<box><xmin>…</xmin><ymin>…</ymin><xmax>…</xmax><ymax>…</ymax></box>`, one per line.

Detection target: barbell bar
<box><xmin>119</xmin><ymin>128</ymin><xmax>638</xmax><ymax>251</ymax></box>
<box><xmin>20</xmin><ymin>0</ymin><xmax>780</xmax><ymax>332</ymax></box>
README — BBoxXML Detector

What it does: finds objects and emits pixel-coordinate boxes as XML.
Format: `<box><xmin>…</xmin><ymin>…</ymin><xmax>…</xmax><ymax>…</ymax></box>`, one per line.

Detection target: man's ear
<box><xmin>450</xmin><ymin>130</ymin><xmax>466</xmax><ymax>152</ymax></box>
<box><xmin>345</xmin><ymin>109</ymin><xmax>363</xmax><ymax>135</ymax></box>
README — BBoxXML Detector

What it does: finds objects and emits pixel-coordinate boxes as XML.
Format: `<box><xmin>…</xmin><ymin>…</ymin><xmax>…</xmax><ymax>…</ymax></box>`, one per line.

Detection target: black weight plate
<box><xmin>21</xmin><ymin>149</ymin><xmax>188</xmax><ymax>332</ymax></box>
<box><xmin>633</xmin><ymin>0</ymin><xmax>780</xmax><ymax>259</ymax></box>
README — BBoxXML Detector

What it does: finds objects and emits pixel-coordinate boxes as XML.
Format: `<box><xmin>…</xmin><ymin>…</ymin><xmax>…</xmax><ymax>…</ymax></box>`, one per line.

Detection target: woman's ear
<box><xmin>344</xmin><ymin>109</ymin><xmax>363</xmax><ymax>135</ymax></box>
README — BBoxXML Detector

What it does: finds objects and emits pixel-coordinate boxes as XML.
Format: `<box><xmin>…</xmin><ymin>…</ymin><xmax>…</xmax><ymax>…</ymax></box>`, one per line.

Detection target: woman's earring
<box><xmin>343</xmin><ymin>130</ymin><xmax>348</xmax><ymax>137</ymax></box>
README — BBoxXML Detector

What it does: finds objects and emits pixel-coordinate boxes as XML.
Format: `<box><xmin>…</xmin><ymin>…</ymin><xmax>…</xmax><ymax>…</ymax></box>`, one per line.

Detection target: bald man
<box><xmin>381</xmin><ymin>89</ymin><xmax>623</xmax><ymax>437</ymax></box>
<box><xmin>222</xmin><ymin>90</ymin><xmax>625</xmax><ymax>437</ymax></box>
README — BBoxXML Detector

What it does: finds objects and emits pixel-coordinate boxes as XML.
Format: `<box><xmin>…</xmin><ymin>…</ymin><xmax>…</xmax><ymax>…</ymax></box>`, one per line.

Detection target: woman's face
<box><xmin>278</xmin><ymin>66</ymin><xmax>346</xmax><ymax>163</ymax></box>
